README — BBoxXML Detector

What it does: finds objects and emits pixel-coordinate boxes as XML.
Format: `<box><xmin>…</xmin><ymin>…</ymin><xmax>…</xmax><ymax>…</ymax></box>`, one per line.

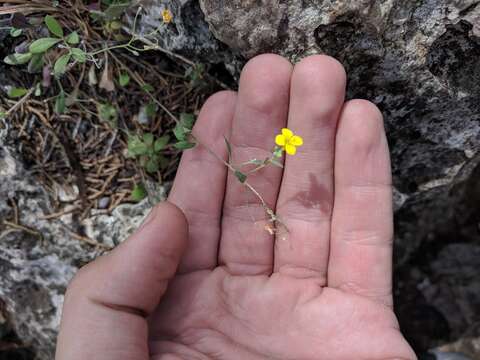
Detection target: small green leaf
<box><xmin>173</xmin><ymin>123</ymin><xmax>187</xmax><ymax>141</ymax></box>
<box><xmin>145</xmin><ymin>102</ymin><xmax>157</xmax><ymax>118</ymax></box>
<box><xmin>143</xmin><ymin>133</ymin><xmax>154</xmax><ymax>147</ymax></box>
<box><xmin>7</xmin><ymin>87</ymin><xmax>28</xmax><ymax>98</ymax></box>
<box><xmin>127</xmin><ymin>136</ymin><xmax>148</xmax><ymax>156</ymax></box>
<box><xmin>175</xmin><ymin>141</ymin><xmax>196</xmax><ymax>150</ymax></box>
<box><xmin>54</xmin><ymin>53</ymin><xmax>71</xmax><ymax>77</ymax></box>
<box><xmin>180</xmin><ymin>113</ymin><xmax>195</xmax><ymax>129</ymax></box>
<box><xmin>273</xmin><ymin>146</ymin><xmax>284</xmax><ymax>158</ymax></box>
<box><xmin>89</xmin><ymin>11</ymin><xmax>102</xmax><ymax>23</ymax></box>
<box><xmin>27</xmin><ymin>53</ymin><xmax>44</xmax><ymax>73</ymax></box>
<box><xmin>34</xmin><ymin>83</ymin><xmax>42</xmax><ymax>97</ymax></box>
<box><xmin>55</xmin><ymin>90</ymin><xmax>66</xmax><ymax>114</ymax></box>
<box><xmin>0</xmin><ymin>111</ymin><xmax>6</xmax><ymax>119</ymax></box>
<box><xmin>10</xmin><ymin>28</ymin><xmax>22</xmax><ymax>37</ymax></box>
<box><xmin>65</xmin><ymin>31</ymin><xmax>80</xmax><ymax>45</ymax></box>
<box><xmin>243</xmin><ymin>159</ymin><xmax>265</xmax><ymax>166</ymax></box>
<box><xmin>131</xmin><ymin>183</ymin><xmax>147</xmax><ymax>202</ymax></box>
<box><xmin>234</xmin><ymin>170</ymin><xmax>247</xmax><ymax>183</ymax></box>
<box><xmin>4</xmin><ymin>52</ymin><xmax>32</xmax><ymax>65</ymax></box>
<box><xmin>185</xmin><ymin>63</ymin><xmax>206</xmax><ymax>88</ymax></box>
<box><xmin>109</xmin><ymin>20</ymin><xmax>123</xmax><ymax>31</ymax></box>
<box><xmin>97</xmin><ymin>103</ymin><xmax>118</xmax><ymax>125</ymax></box>
<box><xmin>29</xmin><ymin>38</ymin><xmax>61</xmax><ymax>54</ymax></box>
<box><xmin>45</xmin><ymin>15</ymin><xmax>64</xmax><ymax>38</ymax></box>
<box><xmin>141</xmin><ymin>83</ymin><xmax>154</xmax><ymax>93</ymax></box>
<box><xmin>119</xmin><ymin>73</ymin><xmax>130</xmax><ymax>87</ymax></box>
<box><xmin>104</xmin><ymin>2</ymin><xmax>131</xmax><ymax>21</ymax></box>
<box><xmin>154</xmin><ymin>135</ymin><xmax>170</xmax><ymax>152</ymax></box>
<box><xmin>71</xmin><ymin>48</ymin><xmax>86</xmax><ymax>63</ymax></box>
<box><xmin>145</xmin><ymin>157</ymin><xmax>160</xmax><ymax>174</ymax></box>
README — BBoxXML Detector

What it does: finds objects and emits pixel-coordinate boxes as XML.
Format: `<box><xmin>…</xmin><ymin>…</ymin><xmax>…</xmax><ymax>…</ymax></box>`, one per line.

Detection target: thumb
<box><xmin>56</xmin><ymin>201</ymin><xmax>188</xmax><ymax>360</ymax></box>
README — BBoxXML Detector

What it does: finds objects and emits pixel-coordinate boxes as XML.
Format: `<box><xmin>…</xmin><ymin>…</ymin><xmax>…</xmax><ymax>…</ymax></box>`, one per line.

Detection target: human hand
<box><xmin>56</xmin><ymin>54</ymin><xmax>416</xmax><ymax>360</ymax></box>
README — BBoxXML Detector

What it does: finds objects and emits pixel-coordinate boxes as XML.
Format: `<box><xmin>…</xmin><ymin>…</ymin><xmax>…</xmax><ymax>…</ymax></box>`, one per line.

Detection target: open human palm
<box><xmin>56</xmin><ymin>55</ymin><xmax>416</xmax><ymax>360</ymax></box>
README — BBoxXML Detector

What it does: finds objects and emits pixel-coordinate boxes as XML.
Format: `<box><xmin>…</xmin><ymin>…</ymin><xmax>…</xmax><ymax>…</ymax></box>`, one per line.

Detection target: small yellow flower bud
<box><xmin>162</xmin><ymin>9</ymin><xmax>173</xmax><ymax>24</ymax></box>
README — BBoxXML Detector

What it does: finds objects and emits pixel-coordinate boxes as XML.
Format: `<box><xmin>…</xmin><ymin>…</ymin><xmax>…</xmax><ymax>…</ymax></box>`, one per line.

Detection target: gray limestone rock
<box><xmin>129</xmin><ymin>0</ymin><xmax>235</xmax><ymax>63</ymax></box>
<box><xmin>0</xmin><ymin>143</ymin><xmax>154</xmax><ymax>359</ymax></box>
<box><xmin>436</xmin><ymin>336</ymin><xmax>480</xmax><ymax>359</ymax></box>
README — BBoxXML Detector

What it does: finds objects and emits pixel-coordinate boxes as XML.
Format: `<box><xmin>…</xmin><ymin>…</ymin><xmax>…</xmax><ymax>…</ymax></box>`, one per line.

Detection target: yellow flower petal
<box><xmin>285</xmin><ymin>144</ymin><xmax>297</xmax><ymax>155</ymax></box>
<box><xmin>162</xmin><ymin>9</ymin><xmax>173</xmax><ymax>23</ymax></box>
<box><xmin>290</xmin><ymin>135</ymin><xmax>304</xmax><ymax>146</ymax></box>
<box><xmin>275</xmin><ymin>134</ymin><xmax>286</xmax><ymax>146</ymax></box>
<box><xmin>281</xmin><ymin>128</ymin><xmax>293</xmax><ymax>141</ymax></box>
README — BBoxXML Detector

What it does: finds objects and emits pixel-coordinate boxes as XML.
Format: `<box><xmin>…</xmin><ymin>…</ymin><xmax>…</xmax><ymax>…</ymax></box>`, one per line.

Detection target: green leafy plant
<box><xmin>185</xmin><ymin>63</ymin><xmax>206</xmax><ymax>88</ymax></box>
<box><xmin>188</xmin><ymin>127</ymin><xmax>303</xmax><ymax>234</ymax></box>
<box><xmin>4</xmin><ymin>15</ymin><xmax>87</xmax><ymax>78</ymax></box>
<box><xmin>128</xmin><ymin>133</ymin><xmax>171</xmax><ymax>174</ymax></box>
<box><xmin>10</xmin><ymin>27</ymin><xmax>22</xmax><ymax>37</ymax></box>
<box><xmin>118</xmin><ymin>73</ymin><xmax>130</xmax><ymax>87</ymax></box>
<box><xmin>131</xmin><ymin>183</ymin><xmax>147</xmax><ymax>202</ymax></box>
<box><xmin>173</xmin><ymin>113</ymin><xmax>196</xmax><ymax>149</ymax></box>
<box><xmin>97</xmin><ymin>103</ymin><xmax>118</xmax><ymax>126</ymax></box>
<box><xmin>55</xmin><ymin>89</ymin><xmax>66</xmax><ymax>114</ymax></box>
<box><xmin>1</xmin><ymin>5</ymin><xmax>294</xmax><ymax>236</ymax></box>
<box><xmin>4</xmin><ymin>52</ymin><xmax>33</xmax><ymax>66</ymax></box>
<box><xmin>141</xmin><ymin>83</ymin><xmax>154</xmax><ymax>93</ymax></box>
<box><xmin>89</xmin><ymin>0</ymin><xmax>130</xmax><ymax>36</ymax></box>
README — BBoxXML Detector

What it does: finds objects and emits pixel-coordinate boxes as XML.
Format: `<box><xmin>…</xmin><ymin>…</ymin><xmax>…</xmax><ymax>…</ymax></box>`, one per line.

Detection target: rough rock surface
<box><xmin>130</xmin><ymin>0</ymin><xmax>236</xmax><ymax>64</ymax></box>
<box><xmin>136</xmin><ymin>0</ymin><xmax>480</xmax><ymax>356</ymax></box>
<box><xmin>0</xmin><ymin>141</ymin><xmax>153</xmax><ymax>359</ymax></box>
<box><xmin>1</xmin><ymin>0</ymin><xmax>479</xmax><ymax>358</ymax></box>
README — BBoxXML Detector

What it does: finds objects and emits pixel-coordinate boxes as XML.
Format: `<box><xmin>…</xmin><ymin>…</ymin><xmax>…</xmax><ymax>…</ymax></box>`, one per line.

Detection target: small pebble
<box><xmin>98</xmin><ymin>197</ymin><xmax>110</xmax><ymax>209</ymax></box>
<box><xmin>137</xmin><ymin>107</ymin><xmax>150</xmax><ymax>125</ymax></box>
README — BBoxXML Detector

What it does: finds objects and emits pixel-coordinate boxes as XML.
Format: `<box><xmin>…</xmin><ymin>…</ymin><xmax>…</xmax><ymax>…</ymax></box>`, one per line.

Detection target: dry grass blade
<box><xmin>0</xmin><ymin>2</ymin><xmax>57</xmax><ymax>15</ymax></box>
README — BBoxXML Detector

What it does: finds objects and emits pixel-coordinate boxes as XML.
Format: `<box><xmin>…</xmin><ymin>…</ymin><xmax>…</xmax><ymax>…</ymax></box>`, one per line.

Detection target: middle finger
<box><xmin>219</xmin><ymin>54</ymin><xmax>293</xmax><ymax>276</ymax></box>
<box><xmin>274</xmin><ymin>55</ymin><xmax>347</xmax><ymax>282</ymax></box>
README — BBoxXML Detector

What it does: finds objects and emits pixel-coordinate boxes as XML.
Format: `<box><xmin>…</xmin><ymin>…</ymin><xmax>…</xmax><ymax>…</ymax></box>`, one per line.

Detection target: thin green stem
<box><xmin>88</xmin><ymin>43</ymin><xmax>129</xmax><ymax>56</ymax></box>
<box><xmin>246</xmin><ymin>159</ymin><xmax>270</xmax><ymax>175</ymax></box>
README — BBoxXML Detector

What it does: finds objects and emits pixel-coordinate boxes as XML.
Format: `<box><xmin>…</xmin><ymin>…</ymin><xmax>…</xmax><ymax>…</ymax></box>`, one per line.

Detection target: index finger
<box><xmin>168</xmin><ymin>91</ymin><xmax>237</xmax><ymax>273</ymax></box>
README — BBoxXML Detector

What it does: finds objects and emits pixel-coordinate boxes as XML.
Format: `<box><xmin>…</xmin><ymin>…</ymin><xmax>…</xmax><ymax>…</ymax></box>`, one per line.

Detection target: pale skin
<box><xmin>56</xmin><ymin>55</ymin><xmax>417</xmax><ymax>360</ymax></box>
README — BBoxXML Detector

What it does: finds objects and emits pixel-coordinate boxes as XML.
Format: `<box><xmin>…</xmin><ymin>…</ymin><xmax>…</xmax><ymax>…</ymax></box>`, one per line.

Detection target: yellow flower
<box><xmin>275</xmin><ymin>128</ymin><xmax>304</xmax><ymax>155</ymax></box>
<box><xmin>162</xmin><ymin>9</ymin><xmax>173</xmax><ymax>23</ymax></box>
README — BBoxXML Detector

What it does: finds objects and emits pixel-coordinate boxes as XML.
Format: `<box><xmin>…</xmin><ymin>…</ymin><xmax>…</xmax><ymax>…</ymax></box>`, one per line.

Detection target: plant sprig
<box><xmin>1</xmin><ymin>6</ymin><xmax>304</xmax><ymax>236</ymax></box>
<box><xmin>4</xmin><ymin>15</ymin><xmax>86</xmax><ymax>79</ymax></box>
<box><xmin>127</xmin><ymin>132</ymin><xmax>171</xmax><ymax>174</ymax></box>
